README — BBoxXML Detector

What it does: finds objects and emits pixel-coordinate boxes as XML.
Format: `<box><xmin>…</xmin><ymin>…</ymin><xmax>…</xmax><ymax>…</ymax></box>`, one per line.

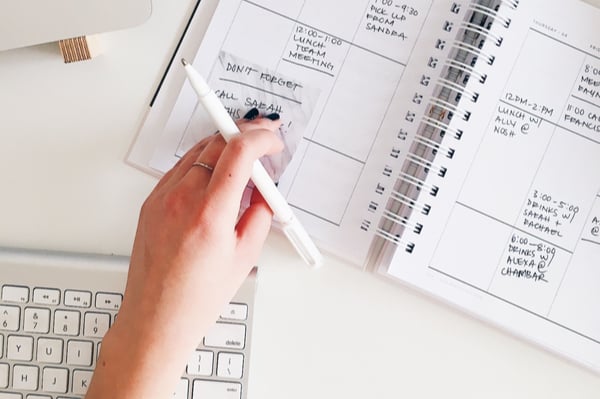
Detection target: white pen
<box><xmin>181</xmin><ymin>58</ymin><xmax>323</xmax><ymax>268</ymax></box>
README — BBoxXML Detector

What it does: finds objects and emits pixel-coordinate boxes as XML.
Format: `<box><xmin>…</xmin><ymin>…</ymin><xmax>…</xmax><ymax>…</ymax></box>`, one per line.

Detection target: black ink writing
<box><xmin>563</xmin><ymin>103</ymin><xmax>600</xmax><ymax>133</ymax></box>
<box><xmin>500</xmin><ymin>233</ymin><xmax>558</xmax><ymax>283</ymax></box>
<box><xmin>504</xmin><ymin>92</ymin><xmax>554</xmax><ymax>117</ymax></box>
<box><xmin>244</xmin><ymin>98</ymin><xmax>283</xmax><ymax>114</ymax></box>
<box><xmin>492</xmin><ymin>104</ymin><xmax>541</xmax><ymax>138</ymax></box>
<box><xmin>521</xmin><ymin>189</ymin><xmax>581</xmax><ymax>239</ymax></box>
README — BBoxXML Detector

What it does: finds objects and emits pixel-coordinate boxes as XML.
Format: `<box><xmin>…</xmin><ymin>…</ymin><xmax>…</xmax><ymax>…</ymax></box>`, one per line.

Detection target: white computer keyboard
<box><xmin>0</xmin><ymin>247</ymin><xmax>257</xmax><ymax>399</ymax></box>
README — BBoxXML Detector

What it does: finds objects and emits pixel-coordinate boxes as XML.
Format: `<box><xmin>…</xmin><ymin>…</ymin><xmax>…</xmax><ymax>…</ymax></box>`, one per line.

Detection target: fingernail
<box><xmin>243</xmin><ymin>107</ymin><xmax>259</xmax><ymax>120</ymax></box>
<box><xmin>265</xmin><ymin>113</ymin><xmax>280</xmax><ymax>121</ymax></box>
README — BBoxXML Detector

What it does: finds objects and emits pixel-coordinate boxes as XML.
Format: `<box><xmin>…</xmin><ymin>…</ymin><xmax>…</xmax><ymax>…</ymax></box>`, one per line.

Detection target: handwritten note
<box><xmin>150</xmin><ymin>51</ymin><xmax>319</xmax><ymax>181</ymax></box>
<box><xmin>493</xmin><ymin>103</ymin><xmax>542</xmax><ymax>139</ymax></box>
<box><xmin>500</xmin><ymin>233</ymin><xmax>556</xmax><ymax>283</ymax></box>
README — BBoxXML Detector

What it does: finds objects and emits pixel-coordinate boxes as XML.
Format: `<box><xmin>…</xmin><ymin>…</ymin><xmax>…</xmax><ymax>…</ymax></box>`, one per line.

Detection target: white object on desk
<box><xmin>0</xmin><ymin>0</ymin><xmax>152</xmax><ymax>51</ymax></box>
<box><xmin>181</xmin><ymin>58</ymin><xmax>323</xmax><ymax>268</ymax></box>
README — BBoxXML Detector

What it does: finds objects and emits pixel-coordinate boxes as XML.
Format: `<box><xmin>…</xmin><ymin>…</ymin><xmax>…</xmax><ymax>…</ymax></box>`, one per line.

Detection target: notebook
<box><xmin>128</xmin><ymin>0</ymin><xmax>600</xmax><ymax>374</ymax></box>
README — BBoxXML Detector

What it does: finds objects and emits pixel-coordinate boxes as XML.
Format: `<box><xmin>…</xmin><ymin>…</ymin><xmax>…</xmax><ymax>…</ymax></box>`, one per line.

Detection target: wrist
<box><xmin>87</xmin><ymin>313</ymin><xmax>194</xmax><ymax>399</ymax></box>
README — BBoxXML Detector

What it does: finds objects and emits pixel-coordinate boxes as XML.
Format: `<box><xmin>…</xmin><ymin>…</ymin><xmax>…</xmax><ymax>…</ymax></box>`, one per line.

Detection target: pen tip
<box><xmin>181</xmin><ymin>58</ymin><xmax>188</xmax><ymax>67</ymax></box>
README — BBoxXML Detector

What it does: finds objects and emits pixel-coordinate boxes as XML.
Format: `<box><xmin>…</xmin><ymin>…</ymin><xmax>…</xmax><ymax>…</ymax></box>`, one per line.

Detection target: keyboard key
<box><xmin>0</xmin><ymin>334</ymin><xmax>3</xmax><ymax>356</ymax></box>
<box><xmin>64</xmin><ymin>290</ymin><xmax>92</xmax><ymax>308</ymax></box>
<box><xmin>0</xmin><ymin>305</ymin><xmax>20</xmax><ymax>331</ymax></box>
<box><xmin>26</xmin><ymin>395</ymin><xmax>52</xmax><ymax>399</ymax></box>
<box><xmin>186</xmin><ymin>350</ymin><xmax>213</xmax><ymax>376</ymax></box>
<box><xmin>13</xmin><ymin>365</ymin><xmax>39</xmax><ymax>391</ymax></box>
<box><xmin>95</xmin><ymin>293</ymin><xmax>122</xmax><ymax>310</ymax></box>
<box><xmin>217</xmin><ymin>353</ymin><xmax>244</xmax><ymax>379</ymax></box>
<box><xmin>53</xmin><ymin>310</ymin><xmax>80</xmax><ymax>336</ymax></box>
<box><xmin>66</xmin><ymin>340</ymin><xmax>93</xmax><ymax>366</ymax></box>
<box><xmin>192</xmin><ymin>380</ymin><xmax>242</xmax><ymax>399</ymax></box>
<box><xmin>204</xmin><ymin>323</ymin><xmax>246</xmax><ymax>350</ymax></box>
<box><xmin>1</xmin><ymin>285</ymin><xmax>29</xmax><ymax>303</ymax></box>
<box><xmin>42</xmin><ymin>367</ymin><xmax>68</xmax><ymax>393</ymax></box>
<box><xmin>7</xmin><ymin>335</ymin><xmax>34</xmax><ymax>361</ymax></box>
<box><xmin>173</xmin><ymin>378</ymin><xmax>188</xmax><ymax>399</ymax></box>
<box><xmin>72</xmin><ymin>369</ymin><xmax>93</xmax><ymax>395</ymax></box>
<box><xmin>0</xmin><ymin>363</ymin><xmax>8</xmax><ymax>388</ymax></box>
<box><xmin>32</xmin><ymin>288</ymin><xmax>60</xmax><ymax>306</ymax></box>
<box><xmin>37</xmin><ymin>338</ymin><xmax>63</xmax><ymax>364</ymax></box>
<box><xmin>0</xmin><ymin>393</ymin><xmax>21</xmax><ymax>399</ymax></box>
<box><xmin>23</xmin><ymin>308</ymin><xmax>51</xmax><ymax>334</ymax></box>
<box><xmin>220</xmin><ymin>304</ymin><xmax>248</xmax><ymax>321</ymax></box>
<box><xmin>83</xmin><ymin>312</ymin><xmax>110</xmax><ymax>338</ymax></box>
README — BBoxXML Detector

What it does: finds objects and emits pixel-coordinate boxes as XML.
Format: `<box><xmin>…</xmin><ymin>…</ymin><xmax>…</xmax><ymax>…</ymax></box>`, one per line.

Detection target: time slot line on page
<box><xmin>455</xmin><ymin>201</ymin><xmax>572</xmax><ymax>254</ymax></box>
<box><xmin>218</xmin><ymin>78</ymin><xmax>303</xmax><ymax>105</ymax></box>
<box><xmin>290</xmin><ymin>203</ymin><xmax>342</xmax><ymax>226</ymax></box>
<box><xmin>428</xmin><ymin>266</ymin><xmax>600</xmax><ymax>346</ymax></box>
<box><xmin>571</xmin><ymin>95</ymin><xmax>600</xmax><ymax>110</ymax></box>
<box><xmin>581</xmin><ymin>238</ymin><xmax>600</xmax><ymax>246</ymax></box>
<box><xmin>281</xmin><ymin>58</ymin><xmax>335</xmax><ymax>77</ymax></box>
<box><xmin>300</xmin><ymin>137</ymin><xmax>366</xmax><ymax>165</ymax></box>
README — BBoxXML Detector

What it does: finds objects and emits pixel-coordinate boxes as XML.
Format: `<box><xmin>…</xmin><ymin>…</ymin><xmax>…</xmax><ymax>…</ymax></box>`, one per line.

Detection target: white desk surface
<box><xmin>1</xmin><ymin>1</ymin><xmax>600</xmax><ymax>398</ymax></box>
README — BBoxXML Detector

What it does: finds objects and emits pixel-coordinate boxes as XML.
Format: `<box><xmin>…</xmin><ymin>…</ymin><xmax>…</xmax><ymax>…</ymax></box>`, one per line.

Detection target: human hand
<box><xmin>87</xmin><ymin>114</ymin><xmax>283</xmax><ymax>399</ymax></box>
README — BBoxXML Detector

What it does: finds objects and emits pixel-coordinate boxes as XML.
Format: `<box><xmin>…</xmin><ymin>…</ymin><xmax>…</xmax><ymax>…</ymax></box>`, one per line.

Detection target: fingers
<box><xmin>152</xmin><ymin>113</ymin><xmax>283</xmax><ymax>235</ymax></box>
<box><xmin>204</xmin><ymin>122</ymin><xmax>283</xmax><ymax>224</ymax></box>
<box><xmin>180</xmin><ymin>135</ymin><xmax>227</xmax><ymax>187</ymax></box>
<box><xmin>160</xmin><ymin>114</ymin><xmax>281</xmax><ymax>193</ymax></box>
<box><xmin>151</xmin><ymin>135</ymin><xmax>215</xmax><ymax>193</ymax></box>
<box><xmin>234</xmin><ymin>188</ymin><xmax>273</xmax><ymax>269</ymax></box>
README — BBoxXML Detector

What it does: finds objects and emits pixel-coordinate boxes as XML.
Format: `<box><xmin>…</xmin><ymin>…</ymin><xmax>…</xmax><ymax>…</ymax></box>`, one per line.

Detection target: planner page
<box><xmin>387</xmin><ymin>0</ymin><xmax>600</xmax><ymax>372</ymax></box>
<box><xmin>136</xmin><ymin>0</ymin><xmax>476</xmax><ymax>265</ymax></box>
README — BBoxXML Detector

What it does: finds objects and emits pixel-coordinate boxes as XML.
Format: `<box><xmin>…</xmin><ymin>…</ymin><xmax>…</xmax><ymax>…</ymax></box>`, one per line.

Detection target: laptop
<box><xmin>0</xmin><ymin>0</ymin><xmax>152</xmax><ymax>51</ymax></box>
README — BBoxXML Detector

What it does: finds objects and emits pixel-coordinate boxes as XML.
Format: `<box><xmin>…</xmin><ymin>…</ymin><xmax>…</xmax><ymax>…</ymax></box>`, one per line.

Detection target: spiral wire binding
<box><xmin>428</xmin><ymin>97</ymin><xmax>472</xmax><ymax>121</ymax></box>
<box><xmin>452</xmin><ymin>41</ymin><xmax>496</xmax><ymax>65</ymax></box>
<box><xmin>445</xmin><ymin>58</ymin><xmax>488</xmax><ymax>84</ymax></box>
<box><xmin>460</xmin><ymin>21</ymin><xmax>504</xmax><ymax>46</ymax></box>
<box><xmin>468</xmin><ymin>2</ymin><xmax>513</xmax><ymax>27</ymax></box>
<box><xmin>437</xmin><ymin>77</ymin><xmax>480</xmax><ymax>102</ymax></box>
<box><xmin>412</xmin><ymin>134</ymin><xmax>455</xmax><ymax>159</ymax></box>
<box><xmin>369</xmin><ymin>0</ymin><xmax>518</xmax><ymax>268</ymax></box>
<box><xmin>421</xmin><ymin>115</ymin><xmax>463</xmax><ymax>140</ymax></box>
<box><xmin>397</xmin><ymin>171</ymin><xmax>440</xmax><ymax>196</ymax></box>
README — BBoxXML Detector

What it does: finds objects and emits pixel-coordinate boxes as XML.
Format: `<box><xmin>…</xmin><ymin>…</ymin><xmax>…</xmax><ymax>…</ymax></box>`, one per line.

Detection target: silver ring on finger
<box><xmin>191</xmin><ymin>161</ymin><xmax>214</xmax><ymax>173</ymax></box>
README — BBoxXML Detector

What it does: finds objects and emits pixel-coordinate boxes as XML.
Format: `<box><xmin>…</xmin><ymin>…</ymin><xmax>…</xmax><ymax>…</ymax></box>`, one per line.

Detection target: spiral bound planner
<box><xmin>366</xmin><ymin>0</ymin><xmax>513</xmax><ymax>267</ymax></box>
<box><xmin>129</xmin><ymin>0</ymin><xmax>600</xmax><ymax>373</ymax></box>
